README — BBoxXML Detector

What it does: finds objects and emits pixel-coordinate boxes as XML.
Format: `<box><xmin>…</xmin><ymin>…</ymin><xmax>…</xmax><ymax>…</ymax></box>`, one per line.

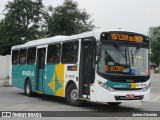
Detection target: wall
<box><xmin>0</xmin><ymin>55</ymin><xmax>11</xmax><ymax>86</ymax></box>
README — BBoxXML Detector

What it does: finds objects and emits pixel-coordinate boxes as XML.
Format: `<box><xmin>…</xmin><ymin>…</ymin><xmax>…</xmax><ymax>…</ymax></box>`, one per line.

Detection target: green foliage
<box><xmin>5</xmin><ymin>0</ymin><xmax>46</xmax><ymax>40</ymax></box>
<box><xmin>0</xmin><ymin>0</ymin><xmax>95</xmax><ymax>55</ymax></box>
<box><xmin>46</xmin><ymin>0</ymin><xmax>95</xmax><ymax>36</ymax></box>
<box><xmin>148</xmin><ymin>26</ymin><xmax>160</xmax><ymax>66</ymax></box>
<box><xmin>0</xmin><ymin>19</ymin><xmax>23</xmax><ymax>55</ymax></box>
<box><xmin>0</xmin><ymin>0</ymin><xmax>46</xmax><ymax>55</ymax></box>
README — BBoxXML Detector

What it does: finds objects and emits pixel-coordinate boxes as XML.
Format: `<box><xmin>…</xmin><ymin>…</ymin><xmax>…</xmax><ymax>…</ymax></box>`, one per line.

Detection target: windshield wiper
<box><xmin>131</xmin><ymin>49</ymin><xmax>134</xmax><ymax>67</ymax></box>
<box><xmin>130</xmin><ymin>47</ymin><xmax>140</xmax><ymax>67</ymax></box>
<box><xmin>125</xmin><ymin>48</ymin><xmax>127</xmax><ymax>65</ymax></box>
<box><xmin>113</xmin><ymin>43</ymin><xmax>128</xmax><ymax>65</ymax></box>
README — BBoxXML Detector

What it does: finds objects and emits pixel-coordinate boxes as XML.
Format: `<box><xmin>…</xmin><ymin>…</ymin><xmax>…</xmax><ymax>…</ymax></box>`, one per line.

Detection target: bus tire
<box><xmin>66</xmin><ymin>84</ymin><xmax>83</xmax><ymax>106</ymax></box>
<box><xmin>24</xmin><ymin>80</ymin><xmax>33</xmax><ymax>97</ymax></box>
<box><xmin>107</xmin><ymin>102</ymin><xmax>122</xmax><ymax>106</ymax></box>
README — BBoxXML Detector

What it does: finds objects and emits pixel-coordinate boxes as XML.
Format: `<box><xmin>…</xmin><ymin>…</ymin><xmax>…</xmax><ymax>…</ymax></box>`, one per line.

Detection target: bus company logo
<box><xmin>126</xmin><ymin>79</ymin><xmax>134</xmax><ymax>82</ymax></box>
<box><xmin>1</xmin><ymin>112</ymin><xmax>42</xmax><ymax>118</ymax></box>
<box><xmin>2</xmin><ymin>112</ymin><xmax>11</xmax><ymax>117</ymax></box>
<box><xmin>22</xmin><ymin>71</ymin><xmax>35</xmax><ymax>76</ymax></box>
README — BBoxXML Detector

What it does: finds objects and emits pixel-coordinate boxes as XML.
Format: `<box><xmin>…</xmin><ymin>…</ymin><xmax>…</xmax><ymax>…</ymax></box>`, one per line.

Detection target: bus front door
<box><xmin>36</xmin><ymin>48</ymin><xmax>46</xmax><ymax>92</ymax></box>
<box><xmin>79</xmin><ymin>38</ymin><xmax>96</xmax><ymax>99</ymax></box>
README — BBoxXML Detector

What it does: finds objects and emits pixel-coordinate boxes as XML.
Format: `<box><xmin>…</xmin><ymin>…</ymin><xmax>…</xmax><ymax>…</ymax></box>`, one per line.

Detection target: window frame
<box><xmin>27</xmin><ymin>47</ymin><xmax>37</xmax><ymax>65</ymax></box>
<box><xmin>19</xmin><ymin>48</ymin><xmax>27</xmax><ymax>65</ymax></box>
<box><xmin>47</xmin><ymin>43</ymin><xmax>61</xmax><ymax>64</ymax></box>
<box><xmin>61</xmin><ymin>40</ymin><xmax>79</xmax><ymax>64</ymax></box>
<box><xmin>12</xmin><ymin>49</ymin><xmax>20</xmax><ymax>65</ymax></box>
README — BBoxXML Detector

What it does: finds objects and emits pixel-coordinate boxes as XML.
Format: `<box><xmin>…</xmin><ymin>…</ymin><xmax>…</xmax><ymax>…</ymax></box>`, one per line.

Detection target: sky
<box><xmin>0</xmin><ymin>0</ymin><xmax>160</xmax><ymax>35</ymax></box>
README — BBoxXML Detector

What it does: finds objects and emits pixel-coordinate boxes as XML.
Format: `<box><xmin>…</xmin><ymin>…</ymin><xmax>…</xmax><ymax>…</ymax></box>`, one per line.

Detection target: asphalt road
<box><xmin>0</xmin><ymin>74</ymin><xmax>160</xmax><ymax>119</ymax></box>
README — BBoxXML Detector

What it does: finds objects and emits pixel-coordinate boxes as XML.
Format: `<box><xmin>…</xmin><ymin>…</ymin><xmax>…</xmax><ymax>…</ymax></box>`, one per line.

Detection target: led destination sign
<box><xmin>104</xmin><ymin>65</ymin><xmax>132</xmax><ymax>73</ymax></box>
<box><xmin>100</xmin><ymin>31</ymin><xmax>149</xmax><ymax>44</ymax></box>
<box><xmin>111</xmin><ymin>33</ymin><xmax>143</xmax><ymax>42</ymax></box>
<box><xmin>104</xmin><ymin>65</ymin><xmax>124</xmax><ymax>72</ymax></box>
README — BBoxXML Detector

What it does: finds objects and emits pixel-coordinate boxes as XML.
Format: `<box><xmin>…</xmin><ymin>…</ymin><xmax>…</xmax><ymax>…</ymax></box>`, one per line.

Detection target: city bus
<box><xmin>11</xmin><ymin>30</ymin><xmax>150</xmax><ymax>106</ymax></box>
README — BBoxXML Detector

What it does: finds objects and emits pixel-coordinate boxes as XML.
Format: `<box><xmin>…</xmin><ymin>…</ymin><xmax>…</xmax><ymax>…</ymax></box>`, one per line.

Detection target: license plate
<box><xmin>126</xmin><ymin>94</ymin><xmax>135</xmax><ymax>99</ymax></box>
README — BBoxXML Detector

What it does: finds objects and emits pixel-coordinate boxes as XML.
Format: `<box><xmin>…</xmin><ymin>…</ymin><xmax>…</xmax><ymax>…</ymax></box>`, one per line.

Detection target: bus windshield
<box><xmin>97</xmin><ymin>44</ymin><xmax>149</xmax><ymax>76</ymax></box>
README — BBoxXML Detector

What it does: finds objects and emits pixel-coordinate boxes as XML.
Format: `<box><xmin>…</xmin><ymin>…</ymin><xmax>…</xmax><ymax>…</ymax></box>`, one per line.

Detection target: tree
<box><xmin>0</xmin><ymin>0</ymin><xmax>95</xmax><ymax>55</ymax></box>
<box><xmin>0</xmin><ymin>0</ymin><xmax>46</xmax><ymax>55</ymax></box>
<box><xmin>148</xmin><ymin>26</ymin><xmax>160</xmax><ymax>66</ymax></box>
<box><xmin>46</xmin><ymin>0</ymin><xmax>95</xmax><ymax>36</ymax></box>
<box><xmin>0</xmin><ymin>19</ymin><xmax>23</xmax><ymax>55</ymax></box>
<box><xmin>5</xmin><ymin>0</ymin><xmax>46</xmax><ymax>40</ymax></box>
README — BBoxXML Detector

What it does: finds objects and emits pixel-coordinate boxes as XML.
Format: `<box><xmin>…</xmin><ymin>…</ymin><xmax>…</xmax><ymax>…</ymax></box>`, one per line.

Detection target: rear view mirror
<box><xmin>96</xmin><ymin>44</ymin><xmax>101</xmax><ymax>56</ymax></box>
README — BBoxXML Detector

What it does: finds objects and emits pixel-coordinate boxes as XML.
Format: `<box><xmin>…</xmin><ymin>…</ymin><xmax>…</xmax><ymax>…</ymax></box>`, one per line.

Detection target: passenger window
<box><xmin>12</xmin><ymin>50</ymin><xmax>19</xmax><ymax>64</ymax></box>
<box><xmin>27</xmin><ymin>47</ymin><xmax>36</xmax><ymax>64</ymax></box>
<box><xmin>19</xmin><ymin>49</ymin><xmax>27</xmax><ymax>64</ymax></box>
<box><xmin>47</xmin><ymin>44</ymin><xmax>60</xmax><ymax>64</ymax></box>
<box><xmin>62</xmin><ymin>40</ymin><xmax>79</xmax><ymax>63</ymax></box>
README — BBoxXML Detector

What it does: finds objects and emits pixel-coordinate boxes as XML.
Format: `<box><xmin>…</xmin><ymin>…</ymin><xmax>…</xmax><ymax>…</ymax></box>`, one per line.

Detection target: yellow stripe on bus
<box><xmin>130</xmin><ymin>83</ymin><xmax>136</xmax><ymax>88</ymax></box>
<box><xmin>55</xmin><ymin>64</ymin><xmax>64</xmax><ymax>97</ymax></box>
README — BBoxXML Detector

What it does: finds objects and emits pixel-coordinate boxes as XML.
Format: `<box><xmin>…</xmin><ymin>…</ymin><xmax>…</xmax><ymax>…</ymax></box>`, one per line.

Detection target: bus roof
<box><xmin>11</xmin><ymin>30</ymin><xmax>147</xmax><ymax>50</ymax></box>
<box><xmin>12</xmin><ymin>31</ymin><xmax>95</xmax><ymax>49</ymax></box>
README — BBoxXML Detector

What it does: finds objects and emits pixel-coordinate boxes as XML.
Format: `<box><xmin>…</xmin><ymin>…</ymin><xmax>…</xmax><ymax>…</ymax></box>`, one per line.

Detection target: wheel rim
<box><xmin>26</xmin><ymin>83</ymin><xmax>30</xmax><ymax>94</ymax></box>
<box><xmin>70</xmin><ymin>89</ymin><xmax>78</xmax><ymax>102</ymax></box>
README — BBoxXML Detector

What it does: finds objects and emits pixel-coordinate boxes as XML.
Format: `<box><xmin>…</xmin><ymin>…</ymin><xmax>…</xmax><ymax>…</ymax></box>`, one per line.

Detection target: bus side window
<box><xmin>12</xmin><ymin>50</ymin><xmax>19</xmax><ymax>64</ymax></box>
<box><xmin>47</xmin><ymin>43</ymin><xmax>60</xmax><ymax>64</ymax></box>
<box><xmin>27</xmin><ymin>47</ymin><xmax>36</xmax><ymax>64</ymax></box>
<box><xmin>19</xmin><ymin>49</ymin><xmax>27</xmax><ymax>65</ymax></box>
<box><xmin>61</xmin><ymin>40</ymin><xmax>79</xmax><ymax>64</ymax></box>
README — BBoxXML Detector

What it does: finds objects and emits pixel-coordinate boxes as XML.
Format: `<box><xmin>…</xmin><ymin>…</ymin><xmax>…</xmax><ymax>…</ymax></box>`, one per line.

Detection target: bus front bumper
<box><xmin>95</xmin><ymin>87</ymin><xmax>150</xmax><ymax>103</ymax></box>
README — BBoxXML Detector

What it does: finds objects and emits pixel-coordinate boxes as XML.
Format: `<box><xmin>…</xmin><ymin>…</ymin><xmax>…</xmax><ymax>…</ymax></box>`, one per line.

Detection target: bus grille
<box><xmin>110</xmin><ymin>76</ymin><xmax>149</xmax><ymax>83</ymax></box>
<box><xmin>115</xmin><ymin>95</ymin><xmax>144</xmax><ymax>100</ymax></box>
<box><xmin>114</xmin><ymin>88</ymin><xmax>142</xmax><ymax>91</ymax></box>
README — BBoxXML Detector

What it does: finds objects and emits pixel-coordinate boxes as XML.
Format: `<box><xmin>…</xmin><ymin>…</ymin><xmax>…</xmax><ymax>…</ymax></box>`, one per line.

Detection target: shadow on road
<box><xmin>17</xmin><ymin>92</ymin><xmax>142</xmax><ymax>112</ymax></box>
<box><xmin>83</xmin><ymin>102</ymin><xmax>141</xmax><ymax>111</ymax></box>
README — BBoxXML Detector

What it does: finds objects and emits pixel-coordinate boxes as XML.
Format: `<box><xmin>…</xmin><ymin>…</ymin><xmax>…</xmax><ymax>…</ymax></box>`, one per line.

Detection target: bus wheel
<box><xmin>107</xmin><ymin>102</ymin><xmax>122</xmax><ymax>106</ymax></box>
<box><xmin>66</xmin><ymin>84</ymin><xmax>83</xmax><ymax>106</ymax></box>
<box><xmin>25</xmin><ymin>80</ymin><xmax>32</xmax><ymax>97</ymax></box>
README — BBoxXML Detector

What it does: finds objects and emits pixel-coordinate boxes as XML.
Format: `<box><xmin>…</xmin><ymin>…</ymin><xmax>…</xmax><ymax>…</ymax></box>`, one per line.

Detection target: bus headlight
<box><xmin>141</xmin><ymin>83</ymin><xmax>150</xmax><ymax>92</ymax></box>
<box><xmin>98</xmin><ymin>80</ymin><xmax>115</xmax><ymax>92</ymax></box>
